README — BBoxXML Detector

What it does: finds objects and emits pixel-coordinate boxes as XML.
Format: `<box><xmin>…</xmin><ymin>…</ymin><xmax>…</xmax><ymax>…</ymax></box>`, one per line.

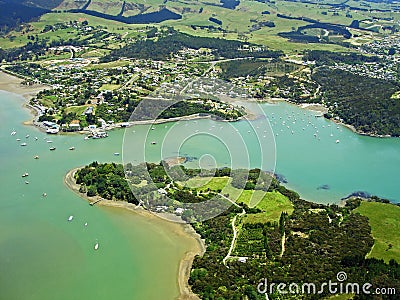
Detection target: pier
<box><xmin>89</xmin><ymin>199</ymin><xmax>102</xmax><ymax>206</ymax></box>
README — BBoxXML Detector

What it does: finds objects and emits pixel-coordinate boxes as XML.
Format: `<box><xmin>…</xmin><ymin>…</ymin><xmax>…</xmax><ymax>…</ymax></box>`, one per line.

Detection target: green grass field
<box><xmin>1</xmin><ymin>0</ymin><xmax>387</xmax><ymax>55</ymax></box>
<box><xmin>182</xmin><ymin>176</ymin><xmax>293</xmax><ymax>223</ymax></box>
<box><xmin>64</xmin><ymin>104</ymin><xmax>92</xmax><ymax>115</ymax></box>
<box><xmin>354</xmin><ymin>201</ymin><xmax>400</xmax><ymax>263</ymax></box>
<box><xmin>243</xmin><ymin>190</ymin><xmax>293</xmax><ymax>223</ymax></box>
<box><xmin>99</xmin><ymin>84</ymin><xmax>121</xmax><ymax>91</ymax></box>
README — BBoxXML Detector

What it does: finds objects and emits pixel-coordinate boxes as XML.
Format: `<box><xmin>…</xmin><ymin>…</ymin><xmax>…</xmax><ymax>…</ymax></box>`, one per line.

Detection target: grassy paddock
<box><xmin>354</xmin><ymin>201</ymin><xmax>400</xmax><ymax>263</ymax></box>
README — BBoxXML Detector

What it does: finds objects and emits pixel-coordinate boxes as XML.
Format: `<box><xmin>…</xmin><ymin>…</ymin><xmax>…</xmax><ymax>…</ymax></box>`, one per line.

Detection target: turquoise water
<box><xmin>1</xmin><ymin>89</ymin><xmax>400</xmax><ymax>299</ymax></box>
<box><xmin>122</xmin><ymin>101</ymin><xmax>400</xmax><ymax>203</ymax></box>
<box><xmin>0</xmin><ymin>91</ymin><xmax>196</xmax><ymax>300</ymax></box>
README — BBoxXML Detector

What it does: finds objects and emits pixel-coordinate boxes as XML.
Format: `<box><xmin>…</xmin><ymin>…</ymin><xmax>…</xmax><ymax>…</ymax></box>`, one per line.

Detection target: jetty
<box><xmin>89</xmin><ymin>199</ymin><xmax>102</xmax><ymax>206</ymax></box>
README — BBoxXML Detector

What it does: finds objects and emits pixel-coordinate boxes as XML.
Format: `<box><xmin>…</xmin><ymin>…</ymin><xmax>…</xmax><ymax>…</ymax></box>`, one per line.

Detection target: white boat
<box><xmin>25</xmin><ymin>134</ymin><xmax>30</xmax><ymax>138</ymax></box>
<box><xmin>84</xmin><ymin>222</ymin><xmax>88</xmax><ymax>227</ymax></box>
<box><xmin>24</xmin><ymin>181</ymin><xmax>29</xmax><ymax>184</ymax></box>
<box><xmin>94</xmin><ymin>242</ymin><xmax>99</xmax><ymax>250</ymax></box>
<box><xmin>336</xmin><ymin>140</ymin><xmax>340</xmax><ymax>144</ymax></box>
<box><xmin>42</xmin><ymin>193</ymin><xmax>47</xmax><ymax>197</ymax></box>
<box><xmin>34</xmin><ymin>155</ymin><xmax>39</xmax><ymax>159</ymax></box>
<box><xmin>69</xmin><ymin>147</ymin><xmax>75</xmax><ymax>151</ymax></box>
<box><xmin>16</xmin><ymin>138</ymin><xmax>21</xmax><ymax>141</ymax></box>
<box><xmin>20</xmin><ymin>143</ymin><xmax>27</xmax><ymax>146</ymax></box>
<box><xmin>151</xmin><ymin>141</ymin><xmax>156</xmax><ymax>145</ymax></box>
<box><xmin>114</xmin><ymin>152</ymin><xmax>120</xmax><ymax>156</ymax></box>
<box><xmin>11</xmin><ymin>131</ymin><xmax>16</xmax><ymax>136</ymax></box>
<box><xmin>34</xmin><ymin>137</ymin><xmax>38</xmax><ymax>140</ymax></box>
<box><xmin>68</xmin><ymin>215</ymin><xmax>74</xmax><ymax>221</ymax></box>
<box><xmin>46</xmin><ymin>128</ymin><xmax>59</xmax><ymax>134</ymax></box>
<box><xmin>47</xmin><ymin>140</ymin><xmax>53</xmax><ymax>143</ymax></box>
<box><xmin>22</xmin><ymin>172</ymin><xmax>29</xmax><ymax>177</ymax></box>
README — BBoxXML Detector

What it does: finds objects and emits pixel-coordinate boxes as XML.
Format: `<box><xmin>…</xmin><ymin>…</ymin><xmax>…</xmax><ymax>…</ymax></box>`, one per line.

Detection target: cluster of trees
<box><xmin>101</xmin><ymin>28</ymin><xmax>282</xmax><ymax>62</ymax></box>
<box><xmin>75</xmin><ymin>162</ymin><xmax>138</xmax><ymax>204</ymax></box>
<box><xmin>67</xmin><ymin>7</ymin><xmax>182</xmax><ymax>25</ymax></box>
<box><xmin>312</xmin><ymin>68</ymin><xmax>400</xmax><ymax>136</ymax></box>
<box><xmin>250</xmin><ymin>21</ymin><xmax>276</xmax><ymax>32</ymax></box>
<box><xmin>303</xmin><ymin>50</ymin><xmax>380</xmax><ymax>66</ymax></box>
<box><xmin>96</xmin><ymin>90</ymin><xmax>244</xmax><ymax>123</ymax></box>
<box><xmin>230</xmin><ymin>168</ymin><xmax>274</xmax><ymax>191</ymax></box>
<box><xmin>0</xmin><ymin>40</ymin><xmax>47</xmax><ymax>62</ymax></box>
<box><xmin>219</xmin><ymin>59</ymin><xmax>295</xmax><ymax>80</ymax></box>
<box><xmin>0</xmin><ymin>33</ymin><xmax>91</xmax><ymax>63</ymax></box>
<box><xmin>0</xmin><ymin>1</ymin><xmax>50</xmax><ymax>33</ymax></box>
<box><xmin>190</xmin><ymin>183</ymin><xmax>400</xmax><ymax>299</ymax></box>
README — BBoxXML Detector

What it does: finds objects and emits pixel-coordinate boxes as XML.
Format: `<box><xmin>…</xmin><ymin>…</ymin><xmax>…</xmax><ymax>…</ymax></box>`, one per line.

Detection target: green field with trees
<box><xmin>73</xmin><ymin>162</ymin><xmax>400</xmax><ymax>299</ymax></box>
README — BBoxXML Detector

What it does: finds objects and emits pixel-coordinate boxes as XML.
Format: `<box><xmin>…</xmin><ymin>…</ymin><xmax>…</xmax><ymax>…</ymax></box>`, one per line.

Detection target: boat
<box><xmin>151</xmin><ymin>141</ymin><xmax>157</xmax><ymax>145</ymax></box>
<box><xmin>46</xmin><ymin>128</ymin><xmax>59</xmax><ymax>134</ymax></box>
<box><xmin>22</xmin><ymin>172</ymin><xmax>29</xmax><ymax>177</ymax></box>
<box><xmin>49</xmin><ymin>147</ymin><xmax>56</xmax><ymax>151</ymax></box>
<box><xmin>34</xmin><ymin>155</ymin><xmax>39</xmax><ymax>159</ymax></box>
<box><xmin>336</xmin><ymin>140</ymin><xmax>340</xmax><ymax>144</ymax></box>
<box><xmin>34</xmin><ymin>137</ymin><xmax>38</xmax><ymax>140</ymax></box>
<box><xmin>114</xmin><ymin>152</ymin><xmax>120</xmax><ymax>156</ymax></box>
<box><xmin>94</xmin><ymin>242</ymin><xmax>99</xmax><ymax>250</ymax></box>
<box><xmin>47</xmin><ymin>140</ymin><xmax>53</xmax><ymax>143</ymax></box>
<box><xmin>11</xmin><ymin>131</ymin><xmax>16</xmax><ymax>136</ymax></box>
<box><xmin>67</xmin><ymin>215</ymin><xmax>73</xmax><ymax>221</ymax></box>
<box><xmin>20</xmin><ymin>143</ymin><xmax>27</xmax><ymax>146</ymax></box>
<box><xmin>42</xmin><ymin>193</ymin><xmax>47</xmax><ymax>197</ymax></box>
<box><xmin>16</xmin><ymin>138</ymin><xmax>21</xmax><ymax>141</ymax></box>
<box><xmin>84</xmin><ymin>222</ymin><xmax>88</xmax><ymax>227</ymax></box>
<box><xmin>25</xmin><ymin>181</ymin><xmax>29</xmax><ymax>184</ymax></box>
<box><xmin>25</xmin><ymin>134</ymin><xmax>30</xmax><ymax>138</ymax></box>
<box><xmin>69</xmin><ymin>147</ymin><xmax>75</xmax><ymax>151</ymax></box>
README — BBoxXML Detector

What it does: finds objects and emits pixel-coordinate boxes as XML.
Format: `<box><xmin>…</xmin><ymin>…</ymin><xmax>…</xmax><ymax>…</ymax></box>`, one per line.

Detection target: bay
<box><xmin>0</xmin><ymin>91</ymin><xmax>196</xmax><ymax>300</ymax></box>
<box><xmin>1</xmin><ymin>88</ymin><xmax>400</xmax><ymax>299</ymax></box>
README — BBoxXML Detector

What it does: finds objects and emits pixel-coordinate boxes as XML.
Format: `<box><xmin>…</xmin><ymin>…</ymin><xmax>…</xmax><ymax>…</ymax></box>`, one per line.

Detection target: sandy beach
<box><xmin>64</xmin><ymin>167</ymin><xmax>205</xmax><ymax>300</ymax></box>
<box><xmin>0</xmin><ymin>70</ymin><xmax>48</xmax><ymax>101</ymax></box>
<box><xmin>0</xmin><ymin>70</ymin><xmax>50</xmax><ymax>127</ymax></box>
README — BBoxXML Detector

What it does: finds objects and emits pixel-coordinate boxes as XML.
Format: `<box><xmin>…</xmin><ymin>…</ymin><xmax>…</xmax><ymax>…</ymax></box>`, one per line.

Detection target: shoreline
<box><xmin>0</xmin><ymin>70</ymin><xmax>50</xmax><ymax>129</ymax></box>
<box><xmin>261</xmin><ymin>97</ymin><xmax>395</xmax><ymax>138</ymax></box>
<box><xmin>0</xmin><ymin>69</ymin><xmax>250</xmax><ymax>134</ymax></box>
<box><xmin>64</xmin><ymin>167</ymin><xmax>205</xmax><ymax>300</ymax></box>
<box><xmin>1</xmin><ymin>70</ymin><xmax>396</xmax><ymax>138</ymax></box>
<box><xmin>0</xmin><ymin>70</ymin><xmax>49</xmax><ymax>102</ymax></box>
